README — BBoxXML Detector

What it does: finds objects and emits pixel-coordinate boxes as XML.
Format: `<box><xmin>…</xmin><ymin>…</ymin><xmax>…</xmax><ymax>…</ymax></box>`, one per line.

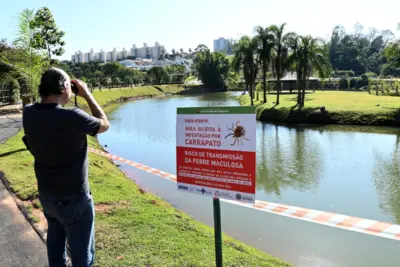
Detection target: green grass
<box><xmin>75</xmin><ymin>85</ymin><xmax>186</xmax><ymax>110</ymax></box>
<box><xmin>0</xmin><ymin>133</ymin><xmax>291</xmax><ymax>267</ymax></box>
<box><xmin>185</xmin><ymin>75</ymin><xmax>196</xmax><ymax>82</ymax></box>
<box><xmin>157</xmin><ymin>84</ymin><xmax>187</xmax><ymax>94</ymax></box>
<box><xmin>241</xmin><ymin>91</ymin><xmax>400</xmax><ymax>126</ymax></box>
<box><xmin>0</xmin><ymin>87</ymin><xmax>291</xmax><ymax>267</ymax></box>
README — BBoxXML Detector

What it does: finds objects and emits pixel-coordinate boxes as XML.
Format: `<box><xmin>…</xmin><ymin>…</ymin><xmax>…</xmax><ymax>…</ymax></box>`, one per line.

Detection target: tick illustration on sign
<box><xmin>225</xmin><ymin>121</ymin><xmax>249</xmax><ymax>146</ymax></box>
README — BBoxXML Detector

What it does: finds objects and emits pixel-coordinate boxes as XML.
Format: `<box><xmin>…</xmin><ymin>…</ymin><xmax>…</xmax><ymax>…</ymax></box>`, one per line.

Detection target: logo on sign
<box><xmin>178</xmin><ymin>185</ymin><xmax>188</xmax><ymax>190</ymax></box>
<box><xmin>236</xmin><ymin>193</ymin><xmax>242</xmax><ymax>200</ymax></box>
<box><xmin>241</xmin><ymin>195</ymin><xmax>253</xmax><ymax>202</ymax></box>
<box><xmin>196</xmin><ymin>188</ymin><xmax>212</xmax><ymax>195</ymax></box>
<box><xmin>220</xmin><ymin>192</ymin><xmax>232</xmax><ymax>199</ymax></box>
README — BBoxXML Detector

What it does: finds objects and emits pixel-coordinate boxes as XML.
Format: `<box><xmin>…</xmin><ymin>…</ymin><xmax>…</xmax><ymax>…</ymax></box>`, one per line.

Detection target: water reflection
<box><xmin>257</xmin><ymin>124</ymin><xmax>323</xmax><ymax>196</ymax></box>
<box><xmin>372</xmin><ymin>135</ymin><xmax>400</xmax><ymax>223</ymax></box>
<box><xmin>99</xmin><ymin>92</ymin><xmax>400</xmax><ymax>224</ymax></box>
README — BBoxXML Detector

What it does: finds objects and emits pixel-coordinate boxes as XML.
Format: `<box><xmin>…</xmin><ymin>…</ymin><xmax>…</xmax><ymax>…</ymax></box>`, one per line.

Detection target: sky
<box><xmin>1</xmin><ymin>0</ymin><xmax>399</xmax><ymax>60</ymax></box>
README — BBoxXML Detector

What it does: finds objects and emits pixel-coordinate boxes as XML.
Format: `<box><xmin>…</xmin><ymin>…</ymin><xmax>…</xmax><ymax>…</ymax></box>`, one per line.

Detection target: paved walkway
<box><xmin>0</xmin><ymin>114</ymin><xmax>22</xmax><ymax>143</ymax></box>
<box><xmin>0</xmin><ymin>113</ymin><xmax>48</xmax><ymax>267</ymax></box>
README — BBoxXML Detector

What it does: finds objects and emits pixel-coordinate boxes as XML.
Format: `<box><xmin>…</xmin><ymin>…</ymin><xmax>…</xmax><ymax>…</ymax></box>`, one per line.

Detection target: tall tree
<box><xmin>103</xmin><ymin>62</ymin><xmax>123</xmax><ymax>87</ymax></box>
<box><xmin>232</xmin><ymin>36</ymin><xmax>259</xmax><ymax>106</ymax></box>
<box><xmin>103</xmin><ymin>62</ymin><xmax>122</xmax><ymax>78</ymax></box>
<box><xmin>329</xmin><ymin>25</ymin><xmax>345</xmax><ymax>70</ymax></box>
<box><xmin>290</xmin><ymin>36</ymin><xmax>331</xmax><ymax>106</ymax></box>
<box><xmin>255</xmin><ymin>26</ymin><xmax>274</xmax><ymax>103</ymax></box>
<box><xmin>146</xmin><ymin>66</ymin><xmax>170</xmax><ymax>84</ymax></box>
<box><xmin>328</xmin><ymin>23</ymin><xmax>394</xmax><ymax>76</ymax></box>
<box><xmin>31</xmin><ymin>7</ymin><xmax>65</xmax><ymax>63</ymax></box>
<box><xmin>165</xmin><ymin>64</ymin><xmax>186</xmax><ymax>83</ymax></box>
<box><xmin>192</xmin><ymin>45</ymin><xmax>230</xmax><ymax>90</ymax></box>
<box><xmin>12</xmin><ymin>8</ymin><xmax>46</xmax><ymax>104</ymax></box>
<box><xmin>93</xmin><ymin>70</ymin><xmax>103</xmax><ymax>88</ymax></box>
<box><xmin>270</xmin><ymin>23</ymin><xmax>296</xmax><ymax>105</ymax></box>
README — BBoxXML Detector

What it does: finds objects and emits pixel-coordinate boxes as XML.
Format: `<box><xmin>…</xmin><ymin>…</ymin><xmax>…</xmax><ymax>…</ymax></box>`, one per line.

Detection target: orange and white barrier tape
<box><xmin>88</xmin><ymin>147</ymin><xmax>400</xmax><ymax>241</ymax></box>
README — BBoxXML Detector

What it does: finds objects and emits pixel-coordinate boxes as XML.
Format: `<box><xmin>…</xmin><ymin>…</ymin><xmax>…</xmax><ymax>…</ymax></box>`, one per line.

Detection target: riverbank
<box><xmin>0</xmin><ymin>88</ymin><xmax>291</xmax><ymax>266</ymax></box>
<box><xmin>75</xmin><ymin>84</ymin><xmax>186</xmax><ymax>111</ymax></box>
<box><xmin>239</xmin><ymin>91</ymin><xmax>400</xmax><ymax>126</ymax></box>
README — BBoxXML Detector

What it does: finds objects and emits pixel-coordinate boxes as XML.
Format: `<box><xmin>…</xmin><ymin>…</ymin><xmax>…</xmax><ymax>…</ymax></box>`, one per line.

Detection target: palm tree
<box><xmin>290</xmin><ymin>36</ymin><xmax>331</xmax><ymax>106</ymax></box>
<box><xmin>171</xmin><ymin>49</ymin><xmax>176</xmax><ymax>60</ymax></box>
<box><xmin>232</xmin><ymin>36</ymin><xmax>259</xmax><ymax>106</ymax></box>
<box><xmin>1</xmin><ymin>9</ymin><xmax>45</xmax><ymax>106</ymax></box>
<box><xmin>270</xmin><ymin>23</ymin><xmax>296</xmax><ymax>105</ymax></box>
<box><xmin>255</xmin><ymin>26</ymin><xmax>274</xmax><ymax>103</ymax></box>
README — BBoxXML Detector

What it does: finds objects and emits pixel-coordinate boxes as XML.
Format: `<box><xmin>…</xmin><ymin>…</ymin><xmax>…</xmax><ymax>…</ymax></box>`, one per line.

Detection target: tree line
<box><xmin>191</xmin><ymin>22</ymin><xmax>400</xmax><ymax>106</ymax></box>
<box><xmin>192</xmin><ymin>23</ymin><xmax>331</xmax><ymax>107</ymax></box>
<box><xmin>56</xmin><ymin>61</ymin><xmax>187</xmax><ymax>89</ymax></box>
<box><xmin>0</xmin><ymin>7</ymin><xmax>190</xmax><ymax>106</ymax></box>
<box><xmin>1</xmin><ymin>6</ymin><xmax>400</xmax><ymax>107</ymax></box>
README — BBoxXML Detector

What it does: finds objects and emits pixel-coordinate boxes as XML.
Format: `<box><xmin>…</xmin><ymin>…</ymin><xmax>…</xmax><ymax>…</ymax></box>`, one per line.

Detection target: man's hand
<box><xmin>71</xmin><ymin>80</ymin><xmax>110</xmax><ymax>134</ymax></box>
<box><xmin>72</xmin><ymin>79</ymin><xmax>90</xmax><ymax>98</ymax></box>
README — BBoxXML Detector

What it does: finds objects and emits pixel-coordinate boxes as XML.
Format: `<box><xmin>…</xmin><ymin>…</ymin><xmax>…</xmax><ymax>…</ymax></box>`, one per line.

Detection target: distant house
<box><xmin>266</xmin><ymin>72</ymin><xmax>320</xmax><ymax>92</ymax></box>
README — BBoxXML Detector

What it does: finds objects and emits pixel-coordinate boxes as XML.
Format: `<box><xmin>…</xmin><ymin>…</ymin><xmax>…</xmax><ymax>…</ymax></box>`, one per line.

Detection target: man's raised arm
<box><xmin>73</xmin><ymin>79</ymin><xmax>110</xmax><ymax>134</ymax></box>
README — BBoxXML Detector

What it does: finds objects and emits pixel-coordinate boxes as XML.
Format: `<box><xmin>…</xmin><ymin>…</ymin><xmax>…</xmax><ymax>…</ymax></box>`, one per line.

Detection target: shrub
<box><xmin>364</xmin><ymin>72</ymin><xmax>378</xmax><ymax>78</ymax></box>
<box><xmin>356</xmin><ymin>74</ymin><xmax>369</xmax><ymax>89</ymax></box>
<box><xmin>350</xmin><ymin>78</ymin><xmax>356</xmax><ymax>88</ymax></box>
<box><xmin>333</xmin><ymin>70</ymin><xmax>355</xmax><ymax>78</ymax></box>
<box><xmin>255</xmin><ymin>82</ymin><xmax>262</xmax><ymax>91</ymax></box>
<box><xmin>0</xmin><ymin>81</ymin><xmax>20</xmax><ymax>104</ymax></box>
<box><xmin>381</xmin><ymin>64</ymin><xmax>400</xmax><ymax>77</ymax></box>
<box><xmin>339</xmin><ymin>77</ymin><xmax>348</xmax><ymax>89</ymax></box>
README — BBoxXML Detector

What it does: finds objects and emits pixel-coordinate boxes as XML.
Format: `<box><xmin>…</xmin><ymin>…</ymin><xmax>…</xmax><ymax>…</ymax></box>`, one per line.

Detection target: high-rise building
<box><xmin>122</xmin><ymin>48</ymin><xmax>128</xmax><ymax>59</ymax></box>
<box><xmin>153</xmin><ymin>42</ymin><xmax>166</xmax><ymax>59</ymax></box>
<box><xmin>94</xmin><ymin>52</ymin><xmax>101</xmax><ymax>61</ymax></box>
<box><xmin>129</xmin><ymin>44</ymin><xmax>136</xmax><ymax>58</ymax></box>
<box><xmin>100</xmin><ymin>49</ymin><xmax>106</xmax><ymax>62</ymax></box>
<box><xmin>71</xmin><ymin>42</ymin><xmax>166</xmax><ymax>63</ymax></box>
<box><xmin>106</xmin><ymin>52</ymin><xmax>112</xmax><ymax>61</ymax></box>
<box><xmin>89</xmin><ymin>49</ymin><xmax>94</xmax><ymax>61</ymax></box>
<box><xmin>213</xmin><ymin>37</ymin><xmax>234</xmax><ymax>54</ymax></box>
<box><xmin>78</xmin><ymin>51</ymin><xmax>83</xmax><ymax>63</ymax></box>
<box><xmin>112</xmin><ymin>48</ymin><xmax>117</xmax><ymax>61</ymax></box>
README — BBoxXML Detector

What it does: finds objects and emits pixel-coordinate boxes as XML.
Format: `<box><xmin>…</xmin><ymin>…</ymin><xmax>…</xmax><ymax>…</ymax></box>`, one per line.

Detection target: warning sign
<box><xmin>176</xmin><ymin>106</ymin><xmax>256</xmax><ymax>203</ymax></box>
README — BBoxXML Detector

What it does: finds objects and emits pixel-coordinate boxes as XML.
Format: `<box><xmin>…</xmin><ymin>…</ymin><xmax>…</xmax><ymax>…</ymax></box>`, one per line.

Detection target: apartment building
<box><xmin>71</xmin><ymin>42</ymin><xmax>166</xmax><ymax>63</ymax></box>
<box><xmin>213</xmin><ymin>37</ymin><xmax>234</xmax><ymax>54</ymax></box>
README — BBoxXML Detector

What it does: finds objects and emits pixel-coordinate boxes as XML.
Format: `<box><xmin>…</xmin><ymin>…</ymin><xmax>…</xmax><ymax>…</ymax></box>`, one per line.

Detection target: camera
<box><xmin>71</xmin><ymin>82</ymin><xmax>78</xmax><ymax>94</ymax></box>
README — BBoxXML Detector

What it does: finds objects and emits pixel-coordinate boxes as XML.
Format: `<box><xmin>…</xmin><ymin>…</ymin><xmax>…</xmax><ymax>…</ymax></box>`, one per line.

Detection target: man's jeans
<box><xmin>39</xmin><ymin>193</ymin><xmax>95</xmax><ymax>267</ymax></box>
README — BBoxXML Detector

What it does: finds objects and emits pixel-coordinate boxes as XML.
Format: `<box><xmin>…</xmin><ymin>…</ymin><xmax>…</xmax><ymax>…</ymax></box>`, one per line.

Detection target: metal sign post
<box><xmin>213</xmin><ymin>197</ymin><xmax>223</xmax><ymax>267</ymax></box>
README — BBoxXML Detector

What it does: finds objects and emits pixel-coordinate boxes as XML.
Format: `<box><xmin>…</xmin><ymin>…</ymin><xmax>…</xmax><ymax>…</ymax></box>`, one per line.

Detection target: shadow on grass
<box><xmin>286</xmin><ymin>97</ymin><xmax>315</xmax><ymax>102</ymax></box>
<box><xmin>290</xmin><ymin>104</ymin><xmax>299</xmax><ymax>111</ymax></box>
<box><xmin>0</xmin><ymin>149</ymin><xmax>26</xmax><ymax>158</ymax></box>
<box><xmin>381</xmin><ymin>107</ymin><xmax>400</xmax><ymax>110</ymax></box>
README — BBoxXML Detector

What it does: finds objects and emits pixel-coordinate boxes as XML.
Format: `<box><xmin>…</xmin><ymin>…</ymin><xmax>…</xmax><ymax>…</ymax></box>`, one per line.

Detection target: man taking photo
<box><xmin>22</xmin><ymin>67</ymin><xmax>110</xmax><ymax>267</ymax></box>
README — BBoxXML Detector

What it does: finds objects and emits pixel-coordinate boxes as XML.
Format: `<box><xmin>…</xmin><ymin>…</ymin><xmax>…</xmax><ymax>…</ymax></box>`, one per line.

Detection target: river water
<box><xmin>98</xmin><ymin>92</ymin><xmax>400</xmax><ymax>267</ymax></box>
